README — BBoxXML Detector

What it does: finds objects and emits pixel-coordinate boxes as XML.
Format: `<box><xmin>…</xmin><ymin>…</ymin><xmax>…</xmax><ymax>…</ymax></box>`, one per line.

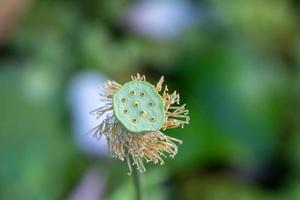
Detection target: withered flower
<box><xmin>90</xmin><ymin>74</ymin><xmax>189</xmax><ymax>174</ymax></box>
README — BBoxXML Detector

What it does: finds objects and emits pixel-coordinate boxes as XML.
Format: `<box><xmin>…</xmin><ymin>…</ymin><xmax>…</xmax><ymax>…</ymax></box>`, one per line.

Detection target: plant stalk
<box><xmin>132</xmin><ymin>168</ymin><xmax>142</xmax><ymax>200</ymax></box>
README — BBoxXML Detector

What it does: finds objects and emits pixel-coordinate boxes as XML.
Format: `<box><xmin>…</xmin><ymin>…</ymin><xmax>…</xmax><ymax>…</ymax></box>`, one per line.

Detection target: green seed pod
<box><xmin>113</xmin><ymin>81</ymin><xmax>165</xmax><ymax>133</ymax></box>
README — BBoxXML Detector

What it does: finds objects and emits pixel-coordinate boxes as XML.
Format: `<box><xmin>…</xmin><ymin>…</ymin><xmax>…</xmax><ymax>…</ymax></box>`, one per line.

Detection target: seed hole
<box><xmin>148</xmin><ymin>101</ymin><xmax>154</xmax><ymax>107</ymax></box>
<box><xmin>141</xmin><ymin>91</ymin><xmax>146</xmax><ymax>96</ymax></box>
<box><xmin>132</xmin><ymin>118</ymin><xmax>137</xmax><ymax>123</ymax></box>
<box><xmin>133</xmin><ymin>101</ymin><xmax>139</xmax><ymax>107</ymax></box>
<box><xmin>140</xmin><ymin>110</ymin><xmax>147</xmax><ymax>117</ymax></box>
<box><xmin>123</xmin><ymin>109</ymin><xmax>129</xmax><ymax>114</ymax></box>
<box><xmin>130</xmin><ymin>90</ymin><xmax>136</xmax><ymax>96</ymax></box>
<box><xmin>121</xmin><ymin>97</ymin><xmax>127</xmax><ymax>103</ymax></box>
<box><xmin>150</xmin><ymin>116</ymin><xmax>156</xmax><ymax>122</ymax></box>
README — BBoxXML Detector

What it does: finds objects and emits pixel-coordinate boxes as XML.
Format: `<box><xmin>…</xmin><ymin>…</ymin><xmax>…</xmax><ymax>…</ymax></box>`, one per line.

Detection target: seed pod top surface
<box><xmin>112</xmin><ymin>80</ymin><xmax>165</xmax><ymax>133</ymax></box>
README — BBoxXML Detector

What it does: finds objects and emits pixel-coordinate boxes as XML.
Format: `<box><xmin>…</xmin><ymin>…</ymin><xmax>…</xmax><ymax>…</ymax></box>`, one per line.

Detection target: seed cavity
<box><xmin>150</xmin><ymin>116</ymin><xmax>156</xmax><ymax>122</ymax></box>
<box><xmin>132</xmin><ymin>118</ymin><xmax>137</xmax><ymax>123</ymax></box>
<box><xmin>148</xmin><ymin>101</ymin><xmax>154</xmax><ymax>107</ymax></box>
<box><xmin>141</xmin><ymin>91</ymin><xmax>146</xmax><ymax>96</ymax></box>
<box><xmin>123</xmin><ymin>109</ymin><xmax>129</xmax><ymax>114</ymax></box>
<box><xmin>121</xmin><ymin>97</ymin><xmax>127</xmax><ymax>103</ymax></box>
<box><xmin>133</xmin><ymin>101</ymin><xmax>139</xmax><ymax>107</ymax></box>
<box><xmin>130</xmin><ymin>90</ymin><xmax>136</xmax><ymax>96</ymax></box>
<box><xmin>140</xmin><ymin>110</ymin><xmax>147</xmax><ymax>117</ymax></box>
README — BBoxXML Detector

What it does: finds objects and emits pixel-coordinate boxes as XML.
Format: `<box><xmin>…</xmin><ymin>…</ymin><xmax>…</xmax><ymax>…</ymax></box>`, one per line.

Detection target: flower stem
<box><xmin>132</xmin><ymin>168</ymin><xmax>142</xmax><ymax>200</ymax></box>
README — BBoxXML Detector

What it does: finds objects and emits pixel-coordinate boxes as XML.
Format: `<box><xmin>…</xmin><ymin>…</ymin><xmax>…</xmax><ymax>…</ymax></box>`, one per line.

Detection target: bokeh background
<box><xmin>1</xmin><ymin>0</ymin><xmax>300</xmax><ymax>199</ymax></box>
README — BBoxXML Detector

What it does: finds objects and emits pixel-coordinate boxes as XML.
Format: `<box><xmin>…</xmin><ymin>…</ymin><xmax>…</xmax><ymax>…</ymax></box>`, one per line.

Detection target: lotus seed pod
<box><xmin>91</xmin><ymin>74</ymin><xmax>190</xmax><ymax>174</ymax></box>
<box><xmin>113</xmin><ymin>81</ymin><xmax>165</xmax><ymax>133</ymax></box>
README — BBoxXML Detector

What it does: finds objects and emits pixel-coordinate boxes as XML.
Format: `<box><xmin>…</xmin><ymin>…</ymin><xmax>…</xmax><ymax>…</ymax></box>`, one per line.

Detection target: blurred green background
<box><xmin>1</xmin><ymin>0</ymin><xmax>300</xmax><ymax>199</ymax></box>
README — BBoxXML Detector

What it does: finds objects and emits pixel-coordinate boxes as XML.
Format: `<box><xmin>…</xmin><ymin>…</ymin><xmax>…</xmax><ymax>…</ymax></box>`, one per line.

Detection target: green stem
<box><xmin>132</xmin><ymin>168</ymin><xmax>142</xmax><ymax>200</ymax></box>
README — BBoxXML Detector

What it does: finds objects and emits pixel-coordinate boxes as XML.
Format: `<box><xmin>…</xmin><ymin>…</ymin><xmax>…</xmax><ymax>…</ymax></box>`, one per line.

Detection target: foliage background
<box><xmin>1</xmin><ymin>0</ymin><xmax>300</xmax><ymax>199</ymax></box>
